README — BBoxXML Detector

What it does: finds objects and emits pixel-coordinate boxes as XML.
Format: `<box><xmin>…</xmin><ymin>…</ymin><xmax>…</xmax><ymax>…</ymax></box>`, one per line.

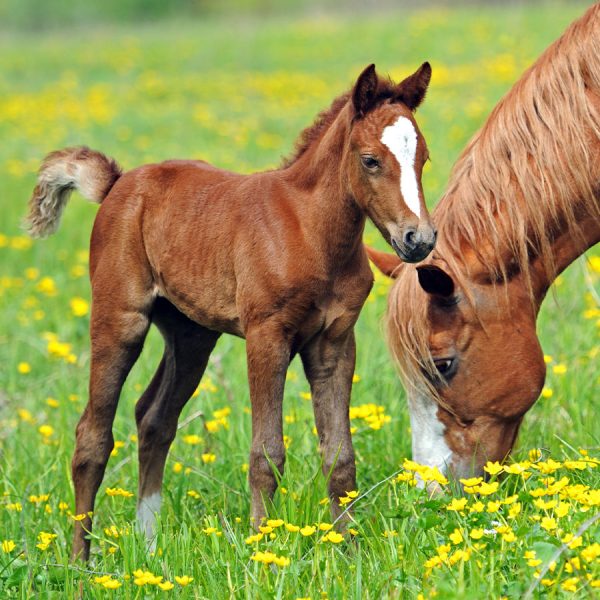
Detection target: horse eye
<box><xmin>361</xmin><ymin>155</ymin><xmax>380</xmax><ymax>171</ymax></box>
<box><xmin>433</xmin><ymin>358</ymin><xmax>456</xmax><ymax>379</ymax></box>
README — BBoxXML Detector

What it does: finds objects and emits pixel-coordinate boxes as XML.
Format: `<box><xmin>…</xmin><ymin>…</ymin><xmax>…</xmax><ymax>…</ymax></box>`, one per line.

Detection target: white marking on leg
<box><xmin>408</xmin><ymin>391</ymin><xmax>453</xmax><ymax>488</ymax></box>
<box><xmin>380</xmin><ymin>116</ymin><xmax>421</xmax><ymax>218</ymax></box>
<box><xmin>137</xmin><ymin>492</ymin><xmax>161</xmax><ymax>546</ymax></box>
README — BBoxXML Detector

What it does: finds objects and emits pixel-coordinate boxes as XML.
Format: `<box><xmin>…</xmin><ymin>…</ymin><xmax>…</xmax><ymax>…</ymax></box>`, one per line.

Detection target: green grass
<box><xmin>0</xmin><ymin>3</ymin><xmax>599</xmax><ymax>598</ymax></box>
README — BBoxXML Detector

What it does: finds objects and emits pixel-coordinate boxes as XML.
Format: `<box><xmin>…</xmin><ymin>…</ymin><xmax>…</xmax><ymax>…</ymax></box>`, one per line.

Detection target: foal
<box><xmin>27</xmin><ymin>63</ymin><xmax>436</xmax><ymax>560</ymax></box>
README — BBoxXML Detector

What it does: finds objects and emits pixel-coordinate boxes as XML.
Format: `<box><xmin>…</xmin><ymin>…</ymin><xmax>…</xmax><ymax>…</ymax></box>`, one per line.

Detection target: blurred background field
<box><xmin>0</xmin><ymin>1</ymin><xmax>599</xmax><ymax>598</ymax></box>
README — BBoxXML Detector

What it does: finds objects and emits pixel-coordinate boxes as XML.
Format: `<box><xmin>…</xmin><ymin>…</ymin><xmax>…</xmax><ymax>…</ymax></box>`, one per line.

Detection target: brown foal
<box><xmin>27</xmin><ymin>63</ymin><xmax>435</xmax><ymax>560</ymax></box>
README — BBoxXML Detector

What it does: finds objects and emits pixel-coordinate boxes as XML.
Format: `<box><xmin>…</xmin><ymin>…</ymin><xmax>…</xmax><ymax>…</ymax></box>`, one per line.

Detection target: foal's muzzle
<box><xmin>392</xmin><ymin>225</ymin><xmax>437</xmax><ymax>263</ymax></box>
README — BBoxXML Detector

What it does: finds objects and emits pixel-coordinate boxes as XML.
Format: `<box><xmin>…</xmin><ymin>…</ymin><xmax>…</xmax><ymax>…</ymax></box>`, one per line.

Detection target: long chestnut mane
<box><xmin>387</xmin><ymin>4</ymin><xmax>600</xmax><ymax>396</ymax></box>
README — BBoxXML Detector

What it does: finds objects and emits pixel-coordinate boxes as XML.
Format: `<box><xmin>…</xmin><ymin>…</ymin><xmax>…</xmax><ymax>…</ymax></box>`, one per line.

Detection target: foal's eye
<box><xmin>433</xmin><ymin>358</ymin><xmax>456</xmax><ymax>379</ymax></box>
<box><xmin>361</xmin><ymin>155</ymin><xmax>380</xmax><ymax>171</ymax></box>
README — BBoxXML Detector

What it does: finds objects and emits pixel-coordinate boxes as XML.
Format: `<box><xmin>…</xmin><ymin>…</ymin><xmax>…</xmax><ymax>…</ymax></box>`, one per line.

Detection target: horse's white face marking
<box><xmin>408</xmin><ymin>390</ymin><xmax>453</xmax><ymax>487</ymax></box>
<box><xmin>137</xmin><ymin>492</ymin><xmax>161</xmax><ymax>543</ymax></box>
<box><xmin>380</xmin><ymin>116</ymin><xmax>421</xmax><ymax>218</ymax></box>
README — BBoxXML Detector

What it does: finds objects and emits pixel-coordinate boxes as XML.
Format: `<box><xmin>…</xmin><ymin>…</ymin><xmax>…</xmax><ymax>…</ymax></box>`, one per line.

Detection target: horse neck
<box><xmin>282</xmin><ymin>103</ymin><xmax>366</xmax><ymax>258</ymax></box>
<box><xmin>532</xmin><ymin>210</ymin><xmax>600</xmax><ymax>304</ymax></box>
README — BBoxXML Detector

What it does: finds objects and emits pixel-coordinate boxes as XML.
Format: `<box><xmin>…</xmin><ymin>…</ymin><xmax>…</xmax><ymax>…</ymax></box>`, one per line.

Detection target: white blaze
<box><xmin>137</xmin><ymin>492</ymin><xmax>161</xmax><ymax>545</ymax></box>
<box><xmin>380</xmin><ymin>116</ymin><xmax>421</xmax><ymax>218</ymax></box>
<box><xmin>408</xmin><ymin>391</ymin><xmax>453</xmax><ymax>486</ymax></box>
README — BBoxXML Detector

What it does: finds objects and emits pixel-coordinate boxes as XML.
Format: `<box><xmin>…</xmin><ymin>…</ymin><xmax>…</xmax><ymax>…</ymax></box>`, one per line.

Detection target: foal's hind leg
<box><xmin>135</xmin><ymin>299</ymin><xmax>220</xmax><ymax>542</ymax></box>
<box><xmin>71</xmin><ymin>280</ymin><xmax>153</xmax><ymax>561</ymax></box>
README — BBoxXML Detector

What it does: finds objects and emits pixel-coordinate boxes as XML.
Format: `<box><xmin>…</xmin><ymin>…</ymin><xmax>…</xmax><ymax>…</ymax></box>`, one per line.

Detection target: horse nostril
<box><xmin>403</xmin><ymin>228</ymin><xmax>419</xmax><ymax>249</ymax></box>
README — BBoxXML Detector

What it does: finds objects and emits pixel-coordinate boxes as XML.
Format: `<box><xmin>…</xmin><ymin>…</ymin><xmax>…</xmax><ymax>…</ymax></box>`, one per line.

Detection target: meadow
<box><xmin>0</xmin><ymin>2</ymin><xmax>599</xmax><ymax>598</ymax></box>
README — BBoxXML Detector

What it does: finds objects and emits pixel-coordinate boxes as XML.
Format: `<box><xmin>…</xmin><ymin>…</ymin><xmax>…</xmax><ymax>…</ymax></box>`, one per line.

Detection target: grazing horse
<box><xmin>27</xmin><ymin>63</ymin><xmax>436</xmax><ymax>560</ymax></box>
<box><xmin>368</xmin><ymin>4</ymin><xmax>600</xmax><ymax>483</ymax></box>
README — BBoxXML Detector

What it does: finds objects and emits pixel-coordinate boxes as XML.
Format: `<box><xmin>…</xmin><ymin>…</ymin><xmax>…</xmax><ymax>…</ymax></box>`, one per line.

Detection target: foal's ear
<box><xmin>395</xmin><ymin>62</ymin><xmax>432</xmax><ymax>111</ymax></box>
<box><xmin>352</xmin><ymin>64</ymin><xmax>379</xmax><ymax>117</ymax></box>
<box><xmin>416</xmin><ymin>264</ymin><xmax>455</xmax><ymax>297</ymax></box>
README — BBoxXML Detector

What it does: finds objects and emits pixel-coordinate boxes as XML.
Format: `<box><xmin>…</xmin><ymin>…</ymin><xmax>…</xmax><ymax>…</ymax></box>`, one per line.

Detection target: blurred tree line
<box><xmin>0</xmin><ymin>0</ymin><xmax>568</xmax><ymax>31</ymax></box>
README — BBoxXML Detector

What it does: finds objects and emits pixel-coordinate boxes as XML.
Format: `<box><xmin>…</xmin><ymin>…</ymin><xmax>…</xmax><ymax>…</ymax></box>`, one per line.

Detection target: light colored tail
<box><xmin>26</xmin><ymin>146</ymin><xmax>122</xmax><ymax>238</ymax></box>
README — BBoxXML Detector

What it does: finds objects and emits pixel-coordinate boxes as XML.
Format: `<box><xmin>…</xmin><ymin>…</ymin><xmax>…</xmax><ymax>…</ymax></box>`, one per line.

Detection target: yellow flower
<box><xmin>477</xmin><ymin>481</ymin><xmax>499</xmax><ymax>496</ymax></box>
<box><xmin>508</xmin><ymin>503</ymin><xmax>522</xmax><ymax>518</ymax></box>
<box><xmin>449</xmin><ymin>529</ymin><xmax>463</xmax><ymax>545</ymax></box>
<box><xmin>267</xmin><ymin>519</ymin><xmax>284</xmax><ymax>528</ymax></box>
<box><xmin>561</xmin><ymin>577</ymin><xmax>579</xmax><ymax>593</ymax></box>
<box><xmin>322</xmin><ymin>531</ymin><xmax>344</xmax><ymax>544</ymax></box>
<box><xmin>487</xmin><ymin>501</ymin><xmax>501</xmax><ymax>513</ymax></box>
<box><xmin>245</xmin><ymin>533</ymin><xmax>263</xmax><ymax>544</ymax></box>
<box><xmin>285</xmin><ymin>523</ymin><xmax>300</xmax><ymax>533</ymax></box>
<box><xmin>503</xmin><ymin>462</ymin><xmax>530</xmax><ymax>475</ymax></box>
<box><xmin>70</xmin><ymin>297</ymin><xmax>89</xmax><ymax>317</ymax></box>
<box><xmin>173</xmin><ymin>462</ymin><xmax>183</xmax><ymax>474</ymax></box>
<box><xmin>552</xmin><ymin>363</ymin><xmax>567</xmax><ymax>375</ymax></box>
<box><xmin>469</xmin><ymin>501</ymin><xmax>485</xmax><ymax>513</ymax></box>
<box><xmin>555</xmin><ymin>502</ymin><xmax>570</xmax><ymax>518</ymax></box>
<box><xmin>182</xmin><ymin>434</ymin><xmax>202</xmax><ymax>445</ymax></box>
<box><xmin>105</xmin><ymin>487</ymin><xmax>134</xmax><ymax>498</ymax></box>
<box><xmin>501</xmin><ymin>531</ymin><xmax>516</xmax><ymax>543</ymax></box>
<box><xmin>46</xmin><ymin>397</ymin><xmax>59</xmax><ymax>408</ymax></box>
<box><xmin>36</xmin><ymin>277</ymin><xmax>57</xmax><ymax>296</ymax></box>
<box><xmin>158</xmin><ymin>581</ymin><xmax>175</xmax><ymax>590</ymax></box>
<box><xmin>259</xmin><ymin>525</ymin><xmax>273</xmax><ymax>534</ymax></box>
<box><xmin>201</xmin><ymin>453</ymin><xmax>216</xmax><ymax>464</ymax></box>
<box><xmin>483</xmin><ymin>461</ymin><xmax>503</xmax><ymax>476</ymax></box>
<box><xmin>38</xmin><ymin>425</ymin><xmax>54</xmax><ymax>438</ymax></box>
<box><xmin>541</xmin><ymin>387</ymin><xmax>553</xmax><ymax>399</ymax></box>
<box><xmin>102</xmin><ymin>579</ymin><xmax>122</xmax><ymax>589</ymax></box>
<box><xmin>300</xmin><ymin>526</ymin><xmax>316</xmax><ymax>536</ymax></box>
<box><xmin>460</xmin><ymin>477</ymin><xmax>483</xmax><ymax>487</ymax></box>
<box><xmin>1</xmin><ymin>540</ymin><xmax>16</xmax><ymax>553</ymax></box>
<box><xmin>174</xmin><ymin>575</ymin><xmax>193</xmax><ymax>586</ymax></box>
<box><xmin>446</xmin><ymin>498</ymin><xmax>468</xmax><ymax>512</ymax></box>
<box><xmin>17</xmin><ymin>362</ymin><xmax>31</xmax><ymax>374</ymax></box>
<box><xmin>318</xmin><ymin>523</ymin><xmax>333</xmax><ymax>531</ymax></box>
<box><xmin>529</xmin><ymin>448</ymin><xmax>542</xmax><ymax>462</ymax></box>
<box><xmin>540</xmin><ymin>517</ymin><xmax>557</xmax><ymax>531</ymax></box>
<box><xmin>470</xmin><ymin>528</ymin><xmax>484</xmax><ymax>540</ymax></box>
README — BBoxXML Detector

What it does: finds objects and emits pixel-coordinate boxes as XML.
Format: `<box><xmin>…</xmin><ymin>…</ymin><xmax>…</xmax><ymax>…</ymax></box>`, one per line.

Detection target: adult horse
<box><xmin>368</xmin><ymin>4</ymin><xmax>600</xmax><ymax>482</ymax></box>
<box><xmin>27</xmin><ymin>63</ymin><xmax>436</xmax><ymax>560</ymax></box>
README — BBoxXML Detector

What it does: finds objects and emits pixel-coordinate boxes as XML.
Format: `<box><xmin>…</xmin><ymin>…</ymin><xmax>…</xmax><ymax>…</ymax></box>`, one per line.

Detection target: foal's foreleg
<box><xmin>245</xmin><ymin>324</ymin><xmax>290</xmax><ymax>525</ymax></box>
<box><xmin>301</xmin><ymin>330</ymin><xmax>357</xmax><ymax>525</ymax></box>
<box><xmin>135</xmin><ymin>303</ymin><xmax>219</xmax><ymax>542</ymax></box>
<box><xmin>71</xmin><ymin>304</ymin><xmax>150</xmax><ymax>561</ymax></box>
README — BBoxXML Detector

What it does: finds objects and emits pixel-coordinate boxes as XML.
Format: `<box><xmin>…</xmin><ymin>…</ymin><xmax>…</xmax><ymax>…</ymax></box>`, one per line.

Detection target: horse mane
<box><xmin>387</xmin><ymin>3</ymin><xmax>600</xmax><ymax>397</ymax></box>
<box><xmin>281</xmin><ymin>78</ymin><xmax>398</xmax><ymax>168</ymax></box>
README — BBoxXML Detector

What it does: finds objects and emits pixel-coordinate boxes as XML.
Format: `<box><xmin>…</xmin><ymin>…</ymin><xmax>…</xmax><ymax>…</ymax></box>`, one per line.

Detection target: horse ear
<box><xmin>352</xmin><ymin>64</ymin><xmax>379</xmax><ymax>117</ymax></box>
<box><xmin>416</xmin><ymin>264</ymin><xmax>455</xmax><ymax>297</ymax></box>
<box><xmin>365</xmin><ymin>246</ymin><xmax>403</xmax><ymax>278</ymax></box>
<box><xmin>396</xmin><ymin>62</ymin><xmax>432</xmax><ymax>111</ymax></box>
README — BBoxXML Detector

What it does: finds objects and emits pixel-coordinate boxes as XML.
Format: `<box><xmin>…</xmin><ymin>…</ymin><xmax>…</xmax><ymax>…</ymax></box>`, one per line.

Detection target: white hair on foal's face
<box><xmin>380</xmin><ymin>116</ymin><xmax>421</xmax><ymax>218</ymax></box>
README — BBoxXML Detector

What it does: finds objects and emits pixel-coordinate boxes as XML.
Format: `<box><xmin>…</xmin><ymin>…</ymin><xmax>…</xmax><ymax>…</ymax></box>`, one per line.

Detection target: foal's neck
<box><xmin>282</xmin><ymin>103</ymin><xmax>366</xmax><ymax>260</ymax></box>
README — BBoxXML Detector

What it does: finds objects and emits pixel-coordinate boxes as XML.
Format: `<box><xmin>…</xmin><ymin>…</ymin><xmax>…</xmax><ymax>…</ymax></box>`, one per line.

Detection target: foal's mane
<box><xmin>388</xmin><ymin>4</ymin><xmax>600</xmax><ymax>396</ymax></box>
<box><xmin>282</xmin><ymin>78</ymin><xmax>398</xmax><ymax>168</ymax></box>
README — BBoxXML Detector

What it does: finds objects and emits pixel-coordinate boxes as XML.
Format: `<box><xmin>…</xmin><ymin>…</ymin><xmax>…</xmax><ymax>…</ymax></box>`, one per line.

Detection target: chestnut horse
<box><xmin>368</xmin><ymin>4</ymin><xmax>600</xmax><ymax>483</ymax></box>
<box><xmin>27</xmin><ymin>63</ymin><xmax>436</xmax><ymax>559</ymax></box>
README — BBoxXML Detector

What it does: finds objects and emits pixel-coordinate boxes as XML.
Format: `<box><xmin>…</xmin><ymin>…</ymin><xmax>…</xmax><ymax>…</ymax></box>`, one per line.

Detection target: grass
<box><xmin>0</xmin><ymin>2</ymin><xmax>599</xmax><ymax>598</ymax></box>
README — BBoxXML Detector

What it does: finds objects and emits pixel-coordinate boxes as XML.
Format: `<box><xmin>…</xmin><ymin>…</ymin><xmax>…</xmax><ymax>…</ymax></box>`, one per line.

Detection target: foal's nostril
<box><xmin>403</xmin><ymin>227</ymin><xmax>420</xmax><ymax>249</ymax></box>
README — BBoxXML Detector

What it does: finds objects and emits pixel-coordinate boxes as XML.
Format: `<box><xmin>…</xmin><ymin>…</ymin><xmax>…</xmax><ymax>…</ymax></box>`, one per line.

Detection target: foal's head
<box><xmin>348</xmin><ymin>64</ymin><xmax>436</xmax><ymax>263</ymax></box>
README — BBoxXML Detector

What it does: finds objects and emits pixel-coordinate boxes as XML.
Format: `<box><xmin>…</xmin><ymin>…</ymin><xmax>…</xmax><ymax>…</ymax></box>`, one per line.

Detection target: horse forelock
<box><xmin>433</xmin><ymin>3</ymin><xmax>600</xmax><ymax>305</ymax></box>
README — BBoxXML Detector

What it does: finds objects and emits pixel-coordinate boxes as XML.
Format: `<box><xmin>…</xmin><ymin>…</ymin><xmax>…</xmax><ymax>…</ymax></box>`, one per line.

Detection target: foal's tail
<box><xmin>26</xmin><ymin>146</ymin><xmax>122</xmax><ymax>238</ymax></box>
